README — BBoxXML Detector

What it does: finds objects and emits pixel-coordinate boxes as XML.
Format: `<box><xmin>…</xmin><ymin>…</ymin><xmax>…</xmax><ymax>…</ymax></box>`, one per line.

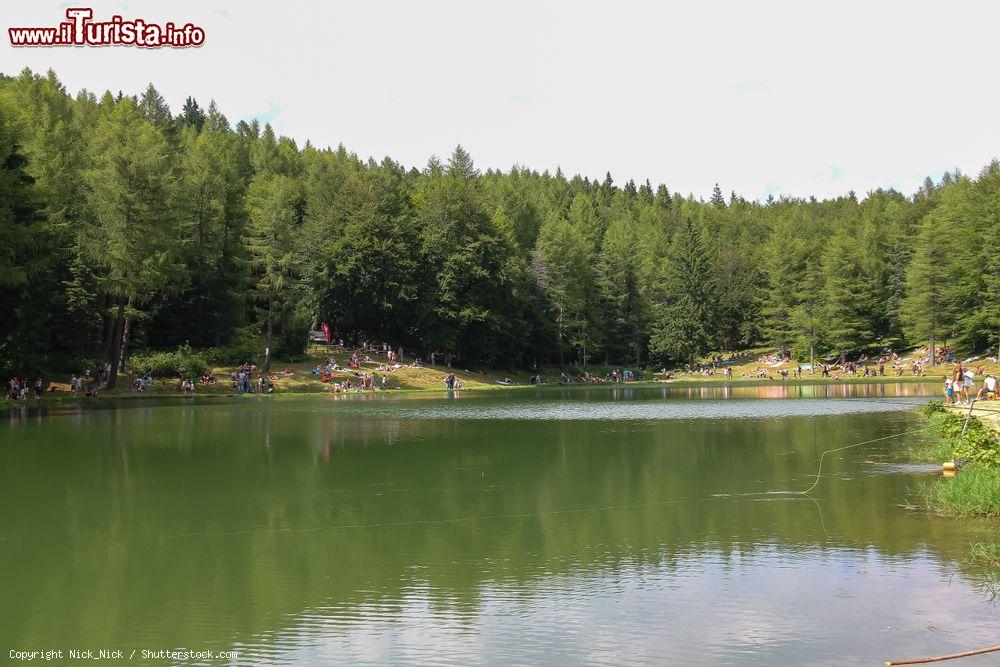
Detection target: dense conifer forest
<box><xmin>1</xmin><ymin>69</ymin><xmax>998</xmax><ymax>378</ymax></box>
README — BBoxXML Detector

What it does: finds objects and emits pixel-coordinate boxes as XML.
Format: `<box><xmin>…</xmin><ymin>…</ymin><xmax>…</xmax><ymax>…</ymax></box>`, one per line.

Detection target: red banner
<box><xmin>320</xmin><ymin>322</ymin><xmax>330</xmax><ymax>345</ymax></box>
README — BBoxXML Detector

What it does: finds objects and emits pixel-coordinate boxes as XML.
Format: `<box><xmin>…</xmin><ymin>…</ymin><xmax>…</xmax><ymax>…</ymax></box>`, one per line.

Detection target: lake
<box><xmin>1</xmin><ymin>383</ymin><xmax>996</xmax><ymax>665</ymax></box>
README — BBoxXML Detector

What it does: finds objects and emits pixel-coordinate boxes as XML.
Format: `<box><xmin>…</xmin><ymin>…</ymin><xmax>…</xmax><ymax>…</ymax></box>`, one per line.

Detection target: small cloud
<box><xmin>811</xmin><ymin>165</ymin><xmax>846</xmax><ymax>182</ymax></box>
<box><xmin>215</xmin><ymin>8</ymin><xmax>230</xmax><ymax>18</ymax></box>
<box><xmin>507</xmin><ymin>91</ymin><xmax>532</xmax><ymax>104</ymax></box>
<box><xmin>244</xmin><ymin>102</ymin><xmax>280</xmax><ymax>126</ymax></box>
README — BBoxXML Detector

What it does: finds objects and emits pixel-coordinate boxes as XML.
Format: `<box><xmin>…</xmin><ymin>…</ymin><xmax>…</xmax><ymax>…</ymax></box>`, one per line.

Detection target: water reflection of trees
<box><xmin>0</xmin><ymin>397</ymin><xmax>988</xmax><ymax>654</ymax></box>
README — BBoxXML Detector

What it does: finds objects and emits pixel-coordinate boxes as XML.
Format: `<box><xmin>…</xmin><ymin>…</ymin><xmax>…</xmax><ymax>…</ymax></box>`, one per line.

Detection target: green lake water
<box><xmin>1</xmin><ymin>383</ymin><xmax>997</xmax><ymax>665</ymax></box>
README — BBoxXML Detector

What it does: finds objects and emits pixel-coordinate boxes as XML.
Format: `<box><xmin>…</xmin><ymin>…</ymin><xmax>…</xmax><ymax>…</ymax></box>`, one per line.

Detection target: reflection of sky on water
<box><xmin>285</xmin><ymin>397</ymin><xmax>933</xmax><ymax>422</ymax></box>
<box><xmin>257</xmin><ymin>546</ymin><xmax>997</xmax><ymax>666</ymax></box>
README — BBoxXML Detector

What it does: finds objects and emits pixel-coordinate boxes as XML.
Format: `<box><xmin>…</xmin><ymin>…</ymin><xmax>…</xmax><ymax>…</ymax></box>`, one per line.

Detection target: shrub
<box><xmin>272</xmin><ymin>310</ymin><xmax>311</xmax><ymax>360</ymax></box>
<box><xmin>917</xmin><ymin>400</ymin><xmax>948</xmax><ymax>417</ymax></box>
<box><xmin>127</xmin><ymin>345</ymin><xmax>210</xmax><ymax>379</ymax></box>
<box><xmin>917</xmin><ymin>406</ymin><xmax>1000</xmax><ymax>467</ymax></box>
<box><xmin>174</xmin><ymin>344</ymin><xmax>210</xmax><ymax>379</ymax></box>
<box><xmin>202</xmin><ymin>327</ymin><xmax>263</xmax><ymax>366</ymax></box>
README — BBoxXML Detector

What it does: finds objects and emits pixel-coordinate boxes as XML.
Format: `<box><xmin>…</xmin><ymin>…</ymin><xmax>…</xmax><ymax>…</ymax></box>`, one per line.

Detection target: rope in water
<box><xmin>800</xmin><ymin>425</ymin><xmax>938</xmax><ymax>495</ymax></box>
<box><xmin>885</xmin><ymin>643</ymin><xmax>1000</xmax><ymax>665</ymax></box>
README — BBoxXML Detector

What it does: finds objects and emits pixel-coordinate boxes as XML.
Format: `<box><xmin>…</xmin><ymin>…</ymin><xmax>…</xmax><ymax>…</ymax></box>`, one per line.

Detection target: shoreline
<box><xmin>1</xmin><ymin>374</ymin><xmax>940</xmax><ymax>408</ymax></box>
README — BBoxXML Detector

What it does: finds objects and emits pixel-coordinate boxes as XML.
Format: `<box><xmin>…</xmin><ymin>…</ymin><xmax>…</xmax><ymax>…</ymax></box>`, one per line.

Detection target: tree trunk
<box><xmin>102</xmin><ymin>296</ymin><xmax>117</xmax><ymax>368</ymax></box>
<box><xmin>106</xmin><ymin>301</ymin><xmax>126</xmax><ymax>390</ymax></box>
<box><xmin>809</xmin><ymin>343</ymin><xmax>815</xmax><ymax>375</ymax></box>
<box><xmin>929</xmin><ymin>332</ymin><xmax>936</xmax><ymax>367</ymax></box>
<box><xmin>119</xmin><ymin>305</ymin><xmax>132</xmax><ymax>373</ymax></box>
<box><xmin>263</xmin><ymin>301</ymin><xmax>273</xmax><ymax>374</ymax></box>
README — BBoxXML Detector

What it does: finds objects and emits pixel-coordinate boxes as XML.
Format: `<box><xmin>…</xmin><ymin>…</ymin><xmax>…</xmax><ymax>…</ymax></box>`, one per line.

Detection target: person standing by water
<box><xmin>959</xmin><ymin>369</ymin><xmax>975</xmax><ymax>405</ymax></box>
<box><xmin>952</xmin><ymin>362</ymin><xmax>964</xmax><ymax>391</ymax></box>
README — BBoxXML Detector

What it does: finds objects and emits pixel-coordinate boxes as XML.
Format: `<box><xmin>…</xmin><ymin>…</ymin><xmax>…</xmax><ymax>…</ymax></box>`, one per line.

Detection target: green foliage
<box><xmin>918</xmin><ymin>467</ymin><xmax>1000</xmax><ymax>517</ymax></box>
<box><xmin>0</xmin><ymin>101</ymin><xmax>48</xmax><ymax>372</ymax></box>
<box><xmin>127</xmin><ymin>344</ymin><xmax>209</xmax><ymax>379</ymax></box>
<box><xmin>969</xmin><ymin>542</ymin><xmax>1000</xmax><ymax>568</ymax></box>
<box><xmin>201</xmin><ymin>327</ymin><xmax>263</xmax><ymax>365</ymax></box>
<box><xmin>917</xmin><ymin>405</ymin><xmax>1000</xmax><ymax>466</ymax></box>
<box><xmin>649</xmin><ymin>218</ymin><xmax>715</xmax><ymax>363</ymax></box>
<box><xmin>916</xmin><ymin>400</ymin><xmax>948</xmax><ymax>416</ymax></box>
<box><xmin>2</xmin><ymin>69</ymin><xmax>1000</xmax><ymax>374</ymax></box>
<box><xmin>272</xmin><ymin>308</ymin><xmax>311</xmax><ymax>359</ymax></box>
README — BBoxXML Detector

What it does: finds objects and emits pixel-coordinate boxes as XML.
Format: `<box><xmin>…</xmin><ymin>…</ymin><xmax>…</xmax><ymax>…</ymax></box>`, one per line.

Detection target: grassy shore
<box><xmin>907</xmin><ymin>402</ymin><xmax>1000</xmax><ymax>520</ymax></box>
<box><xmin>7</xmin><ymin>344</ymin><xmax>972</xmax><ymax>405</ymax></box>
<box><xmin>919</xmin><ymin>467</ymin><xmax>1000</xmax><ymax>518</ymax></box>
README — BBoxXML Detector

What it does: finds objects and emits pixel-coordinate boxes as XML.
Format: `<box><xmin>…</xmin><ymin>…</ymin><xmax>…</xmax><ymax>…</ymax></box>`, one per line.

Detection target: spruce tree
<box><xmin>649</xmin><ymin>218</ymin><xmax>715</xmax><ymax>364</ymax></box>
<box><xmin>710</xmin><ymin>183</ymin><xmax>726</xmax><ymax>209</ymax></box>
<box><xmin>901</xmin><ymin>212</ymin><xmax>955</xmax><ymax>365</ymax></box>
<box><xmin>82</xmin><ymin>98</ymin><xmax>179</xmax><ymax>387</ymax></box>
<box><xmin>0</xmin><ymin>112</ymin><xmax>47</xmax><ymax>370</ymax></box>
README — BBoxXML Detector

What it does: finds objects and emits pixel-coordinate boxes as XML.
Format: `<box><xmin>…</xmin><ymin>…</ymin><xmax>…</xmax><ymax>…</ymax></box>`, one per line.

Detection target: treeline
<box><xmin>1</xmin><ymin>69</ymin><xmax>999</xmax><ymax>379</ymax></box>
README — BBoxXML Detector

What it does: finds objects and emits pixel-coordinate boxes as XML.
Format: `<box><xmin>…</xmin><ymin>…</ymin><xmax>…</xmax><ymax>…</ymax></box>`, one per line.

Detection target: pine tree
<box><xmin>710</xmin><ymin>183</ymin><xmax>726</xmax><ymax>209</ymax></box>
<box><xmin>655</xmin><ymin>184</ymin><xmax>672</xmax><ymax>210</ymax></box>
<box><xmin>649</xmin><ymin>218</ymin><xmax>715</xmax><ymax>363</ymax></box>
<box><xmin>0</xmin><ymin>111</ymin><xmax>47</xmax><ymax>370</ymax></box>
<box><xmin>139</xmin><ymin>83</ymin><xmax>175</xmax><ymax>140</ymax></box>
<box><xmin>246</xmin><ymin>173</ymin><xmax>304</xmax><ymax>372</ymax></box>
<box><xmin>598</xmin><ymin>217</ymin><xmax>649</xmax><ymax>364</ymax></box>
<box><xmin>179</xmin><ymin>96</ymin><xmax>205</xmax><ymax>132</ymax></box>
<box><xmin>821</xmin><ymin>230</ymin><xmax>875</xmax><ymax>361</ymax></box>
<box><xmin>901</xmin><ymin>211</ymin><xmax>955</xmax><ymax>365</ymax></box>
<box><xmin>81</xmin><ymin>98</ymin><xmax>179</xmax><ymax>387</ymax></box>
<box><xmin>534</xmin><ymin>214</ymin><xmax>593</xmax><ymax>366</ymax></box>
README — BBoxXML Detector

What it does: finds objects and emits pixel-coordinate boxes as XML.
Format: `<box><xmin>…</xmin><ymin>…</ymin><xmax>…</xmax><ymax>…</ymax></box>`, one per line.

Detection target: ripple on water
<box><xmin>227</xmin><ymin>545</ymin><xmax>996</xmax><ymax>666</ymax></box>
<box><xmin>277</xmin><ymin>397</ymin><xmax>931</xmax><ymax>422</ymax></box>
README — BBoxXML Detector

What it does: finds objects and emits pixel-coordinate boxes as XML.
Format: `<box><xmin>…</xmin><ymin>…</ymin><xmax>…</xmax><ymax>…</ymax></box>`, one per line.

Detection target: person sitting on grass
<box><xmin>977</xmin><ymin>373</ymin><xmax>997</xmax><ymax>400</ymax></box>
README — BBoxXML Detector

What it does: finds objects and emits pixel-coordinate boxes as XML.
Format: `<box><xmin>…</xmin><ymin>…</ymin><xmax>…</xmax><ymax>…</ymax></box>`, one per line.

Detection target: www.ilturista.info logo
<box><xmin>9</xmin><ymin>8</ymin><xmax>205</xmax><ymax>48</ymax></box>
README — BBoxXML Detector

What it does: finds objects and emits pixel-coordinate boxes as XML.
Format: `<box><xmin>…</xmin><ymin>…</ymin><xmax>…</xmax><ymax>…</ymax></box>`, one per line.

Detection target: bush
<box><xmin>272</xmin><ymin>310</ymin><xmax>311</xmax><ymax>360</ymax></box>
<box><xmin>916</xmin><ymin>402</ymin><xmax>1000</xmax><ymax>467</ymax></box>
<box><xmin>202</xmin><ymin>327</ymin><xmax>263</xmax><ymax>366</ymax></box>
<box><xmin>127</xmin><ymin>344</ymin><xmax>210</xmax><ymax>379</ymax></box>
<box><xmin>924</xmin><ymin>411</ymin><xmax>1000</xmax><ymax>467</ymax></box>
<box><xmin>917</xmin><ymin>400</ymin><xmax>948</xmax><ymax>417</ymax></box>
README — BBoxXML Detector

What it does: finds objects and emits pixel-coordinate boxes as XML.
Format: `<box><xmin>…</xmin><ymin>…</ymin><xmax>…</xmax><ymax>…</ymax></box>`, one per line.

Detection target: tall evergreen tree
<box><xmin>901</xmin><ymin>211</ymin><xmax>955</xmax><ymax>365</ymax></box>
<box><xmin>81</xmin><ymin>98</ymin><xmax>179</xmax><ymax>387</ymax></box>
<box><xmin>246</xmin><ymin>173</ymin><xmax>304</xmax><ymax>372</ymax></box>
<box><xmin>649</xmin><ymin>218</ymin><xmax>715</xmax><ymax>364</ymax></box>
<box><xmin>0</xmin><ymin>111</ymin><xmax>47</xmax><ymax>370</ymax></box>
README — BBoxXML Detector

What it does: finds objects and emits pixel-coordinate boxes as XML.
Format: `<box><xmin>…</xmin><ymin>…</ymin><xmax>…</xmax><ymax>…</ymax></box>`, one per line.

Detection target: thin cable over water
<box><xmin>799</xmin><ymin>425</ymin><xmax>938</xmax><ymax>495</ymax></box>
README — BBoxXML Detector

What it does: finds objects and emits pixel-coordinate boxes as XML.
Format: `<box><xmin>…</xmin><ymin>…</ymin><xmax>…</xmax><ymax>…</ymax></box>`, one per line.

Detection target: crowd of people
<box><xmin>5</xmin><ymin>339</ymin><xmax>1000</xmax><ymax>401</ymax></box>
<box><xmin>943</xmin><ymin>362</ymin><xmax>999</xmax><ymax>405</ymax></box>
<box><xmin>310</xmin><ymin>355</ymin><xmax>390</xmax><ymax>393</ymax></box>
<box><xmin>5</xmin><ymin>377</ymin><xmax>44</xmax><ymax>400</ymax></box>
<box><xmin>230</xmin><ymin>364</ymin><xmax>275</xmax><ymax>395</ymax></box>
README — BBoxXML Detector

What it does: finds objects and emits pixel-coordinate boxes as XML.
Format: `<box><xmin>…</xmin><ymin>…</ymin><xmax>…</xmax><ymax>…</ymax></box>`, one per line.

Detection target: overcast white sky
<box><xmin>4</xmin><ymin>0</ymin><xmax>998</xmax><ymax>201</ymax></box>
